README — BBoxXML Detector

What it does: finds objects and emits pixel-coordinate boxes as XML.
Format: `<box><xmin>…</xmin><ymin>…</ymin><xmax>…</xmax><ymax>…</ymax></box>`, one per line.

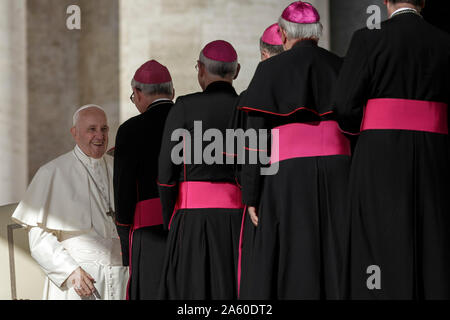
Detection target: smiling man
<box><xmin>12</xmin><ymin>104</ymin><xmax>128</xmax><ymax>300</ymax></box>
<box><xmin>71</xmin><ymin>105</ymin><xmax>109</xmax><ymax>158</ymax></box>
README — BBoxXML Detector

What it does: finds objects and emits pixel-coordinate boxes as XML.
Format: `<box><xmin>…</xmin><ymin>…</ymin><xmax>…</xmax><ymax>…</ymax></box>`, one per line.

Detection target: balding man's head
<box><xmin>70</xmin><ymin>105</ymin><xmax>109</xmax><ymax>159</ymax></box>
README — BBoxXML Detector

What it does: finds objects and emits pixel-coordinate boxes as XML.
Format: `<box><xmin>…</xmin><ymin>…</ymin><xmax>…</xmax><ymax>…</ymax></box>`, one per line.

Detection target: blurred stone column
<box><xmin>0</xmin><ymin>0</ymin><xmax>27</xmax><ymax>205</ymax></box>
<box><xmin>27</xmin><ymin>0</ymin><xmax>82</xmax><ymax>181</ymax></box>
<box><xmin>26</xmin><ymin>0</ymin><xmax>120</xmax><ymax>181</ymax></box>
<box><xmin>330</xmin><ymin>0</ymin><xmax>387</xmax><ymax>57</ymax></box>
<box><xmin>78</xmin><ymin>0</ymin><xmax>120</xmax><ymax>146</ymax></box>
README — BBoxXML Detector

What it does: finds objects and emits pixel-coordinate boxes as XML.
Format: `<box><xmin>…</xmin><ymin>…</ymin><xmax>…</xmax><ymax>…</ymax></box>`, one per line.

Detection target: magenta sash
<box><xmin>168</xmin><ymin>182</ymin><xmax>243</xmax><ymax>229</ymax></box>
<box><xmin>176</xmin><ymin>181</ymin><xmax>243</xmax><ymax>209</ymax></box>
<box><xmin>127</xmin><ymin>197</ymin><xmax>163</xmax><ymax>300</ymax></box>
<box><xmin>133</xmin><ymin>198</ymin><xmax>163</xmax><ymax>230</ymax></box>
<box><xmin>361</xmin><ymin>98</ymin><xmax>448</xmax><ymax>134</ymax></box>
<box><xmin>270</xmin><ymin>121</ymin><xmax>351</xmax><ymax>163</ymax></box>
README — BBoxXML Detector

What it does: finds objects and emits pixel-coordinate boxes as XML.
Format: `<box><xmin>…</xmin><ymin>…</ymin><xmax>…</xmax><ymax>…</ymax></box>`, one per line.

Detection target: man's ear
<box><xmin>198</xmin><ymin>62</ymin><xmax>206</xmax><ymax>77</ymax></box>
<box><xmin>70</xmin><ymin>126</ymin><xmax>77</xmax><ymax>139</ymax></box>
<box><xmin>233</xmin><ymin>63</ymin><xmax>241</xmax><ymax>80</ymax></box>
<box><xmin>171</xmin><ymin>88</ymin><xmax>175</xmax><ymax>100</ymax></box>
<box><xmin>134</xmin><ymin>87</ymin><xmax>142</xmax><ymax>104</ymax></box>
<box><xmin>261</xmin><ymin>49</ymin><xmax>271</xmax><ymax>61</ymax></box>
<box><xmin>280</xmin><ymin>27</ymin><xmax>288</xmax><ymax>45</ymax></box>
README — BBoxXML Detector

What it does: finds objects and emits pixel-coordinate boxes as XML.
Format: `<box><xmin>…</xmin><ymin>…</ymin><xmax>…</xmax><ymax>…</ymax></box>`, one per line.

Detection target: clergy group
<box><xmin>12</xmin><ymin>0</ymin><xmax>450</xmax><ymax>300</ymax></box>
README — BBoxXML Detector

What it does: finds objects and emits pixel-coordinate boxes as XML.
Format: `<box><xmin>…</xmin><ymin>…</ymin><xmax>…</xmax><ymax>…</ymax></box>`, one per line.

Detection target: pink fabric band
<box><xmin>361</xmin><ymin>98</ymin><xmax>448</xmax><ymax>134</ymax></box>
<box><xmin>127</xmin><ymin>197</ymin><xmax>164</xmax><ymax>300</ymax></box>
<box><xmin>176</xmin><ymin>181</ymin><xmax>243</xmax><ymax>209</ymax></box>
<box><xmin>168</xmin><ymin>182</ymin><xmax>243</xmax><ymax>229</ymax></box>
<box><xmin>133</xmin><ymin>198</ymin><xmax>163</xmax><ymax>230</ymax></box>
<box><xmin>270</xmin><ymin>121</ymin><xmax>351</xmax><ymax>163</ymax></box>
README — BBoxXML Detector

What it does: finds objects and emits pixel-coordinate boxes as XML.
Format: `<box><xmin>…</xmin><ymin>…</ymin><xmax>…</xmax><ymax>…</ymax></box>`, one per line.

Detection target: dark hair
<box><xmin>259</xmin><ymin>38</ymin><xmax>284</xmax><ymax>56</ymax></box>
<box><xmin>387</xmin><ymin>0</ymin><xmax>425</xmax><ymax>6</ymax></box>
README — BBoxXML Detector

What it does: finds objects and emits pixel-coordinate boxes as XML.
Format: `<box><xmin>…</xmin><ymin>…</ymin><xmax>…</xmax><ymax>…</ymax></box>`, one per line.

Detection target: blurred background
<box><xmin>0</xmin><ymin>0</ymin><xmax>445</xmax><ymax>299</ymax></box>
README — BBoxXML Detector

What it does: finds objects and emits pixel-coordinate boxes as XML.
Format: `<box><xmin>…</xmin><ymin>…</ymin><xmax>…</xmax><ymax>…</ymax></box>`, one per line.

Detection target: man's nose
<box><xmin>95</xmin><ymin>130</ymin><xmax>105</xmax><ymax>139</ymax></box>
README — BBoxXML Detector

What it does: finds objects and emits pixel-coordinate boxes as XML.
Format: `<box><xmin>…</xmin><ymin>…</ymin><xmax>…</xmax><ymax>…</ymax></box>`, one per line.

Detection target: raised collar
<box><xmin>204</xmin><ymin>81</ymin><xmax>236</xmax><ymax>95</ymax></box>
<box><xmin>74</xmin><ymin>144</ymin><xmax>103</xmax><ymax>167</ymax></box>
<box><xmin>292</xmin><ymin>39</ymin><xmax>319</xmax><ymax>49</ymax></box>
<box><xmin>145</xmin><ymin>98</ymin><xmax>174</xmax><ymax>112</ymax></box>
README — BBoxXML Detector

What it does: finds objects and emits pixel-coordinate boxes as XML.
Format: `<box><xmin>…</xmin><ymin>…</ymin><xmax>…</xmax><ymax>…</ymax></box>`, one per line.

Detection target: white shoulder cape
<box><xmin>12</xmin><ymin>149</ymin><xmax>114</xmax><ymax>232</ymax></box>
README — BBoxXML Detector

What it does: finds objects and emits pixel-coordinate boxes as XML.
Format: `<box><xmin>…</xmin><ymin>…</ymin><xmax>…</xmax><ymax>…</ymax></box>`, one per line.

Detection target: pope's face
<box><xmin>71</xmin><ymin>108</ymin><xmax>109</xmax><ymax>159</ymax></box>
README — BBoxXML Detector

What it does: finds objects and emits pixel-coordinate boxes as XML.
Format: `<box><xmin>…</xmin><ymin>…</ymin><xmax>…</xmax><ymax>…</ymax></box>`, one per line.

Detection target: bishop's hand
<box><xmin>67</xmin><ymin>267</ymin><xmax>96</xmax><ymax>298</ymax></box>
<box><xmin>248</xmin><ymin>206</ymin><xmax>259</xmax><ymax>227</ymax></box>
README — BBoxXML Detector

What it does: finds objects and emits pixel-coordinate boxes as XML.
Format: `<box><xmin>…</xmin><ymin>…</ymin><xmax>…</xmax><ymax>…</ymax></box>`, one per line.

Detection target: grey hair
<box><xmin>198</xmin><ymin>52</ymin><xmax>238</xmax><ymax>78</ymax></box>
<box><xmin>131</xmin><ymin>78</ymin><xmax>173</xmax><ymax>96</ymax></box>
<box><xmin>388</xmin><ymin>0</ymin><xmax>424</xmax><ymax>6</ymax></box>
<box><xmin>72</xmin><ymin>104</ymin><xmax>105</xmax><ymax>126</ymax></box>
<box><xmin>259</xmin><ymin>38</ymin><xmax>284</xmax><ymax>56</ymax></box>
<box><xmin>278</xmin><ymin>16</ymin><xmax>323</xmax><ymax>40</ymax></box>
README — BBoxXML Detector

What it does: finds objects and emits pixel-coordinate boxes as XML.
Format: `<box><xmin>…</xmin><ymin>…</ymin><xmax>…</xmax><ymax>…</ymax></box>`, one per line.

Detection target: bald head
<box><xmin>70</xmin><ymin>105</ymin><xmax>109</xmax><ymax>159</ymax></box>
<box><xmin>72</xmin><ymin>104</ymin><xmax>105</xmax><ymax>127</ymax></box>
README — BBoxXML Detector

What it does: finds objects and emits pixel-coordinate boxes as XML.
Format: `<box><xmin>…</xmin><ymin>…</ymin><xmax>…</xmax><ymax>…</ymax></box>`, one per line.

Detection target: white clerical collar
<box><xmin>74</xmin><ymin>145</ymin><xmax>103</xmax><ymax>167</ymax></box>
<box><xmin>152</xmin><ymin>98</ymin><xmax>172</xmax><ymax>104</ymax></box>
<box><xmin>390</xmin><ymin>7</ymin><xmax>418</xmax><ymax>18</ymax></box>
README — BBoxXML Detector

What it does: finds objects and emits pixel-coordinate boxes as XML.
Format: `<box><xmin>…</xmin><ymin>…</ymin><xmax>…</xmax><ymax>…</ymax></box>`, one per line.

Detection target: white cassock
<box><xmin>12</xmin><ymin>145</ymin><xmax>128</xmax><ymax>300</ymax></box>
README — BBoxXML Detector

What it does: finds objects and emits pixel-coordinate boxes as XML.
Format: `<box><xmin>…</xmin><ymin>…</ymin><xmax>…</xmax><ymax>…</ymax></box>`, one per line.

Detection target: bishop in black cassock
<box><xmin>157</xmin><ymin>40</ymin><xmax>243</xmax><ymax>299</ymax></box>
<box><xmin>238</xmin><ymin>1</ymin><xmax>350</xmax><ymax>299</ymax></box>
<box><xmin>114</xmin><ymin>60</ymin><xmax>174</xmax><ymax>299</ymax></box>
<box><xmin>334</xmin><ymin>0</ymin><xmax>450</xmax><ymax>299</ymax></box>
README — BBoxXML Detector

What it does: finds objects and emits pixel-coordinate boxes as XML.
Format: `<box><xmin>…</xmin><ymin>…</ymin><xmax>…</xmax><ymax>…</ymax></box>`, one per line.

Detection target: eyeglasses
<box><xmin>195</xmin><ymin>60</ymin><xmax>201</xmax><ymax>71</ymax></box>
<box><xmin>130</xmin><ymin>88</ymin><xmax>141</xmax><ymax>103</ymax></box>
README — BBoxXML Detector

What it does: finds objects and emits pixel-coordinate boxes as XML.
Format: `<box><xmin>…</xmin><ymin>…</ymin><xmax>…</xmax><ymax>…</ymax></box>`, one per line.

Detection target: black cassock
<box><xmin>334</xmin><ymin>12</ymin><xmax>450</xmax><ymax>299</ymax></box>
<box><xmin>114</xmin><ymin>99</ymin><xmax>173</xmax><ymax>299</ymax></box>
<box><xmin>157</xmin><ymin>81</ymin><xmax>243</xmax><ymax>299</ymax></box>
<box><xmin>238</xmin><ymin>40</ymin><xmax>350</xmax><ymax>299</ymax></box>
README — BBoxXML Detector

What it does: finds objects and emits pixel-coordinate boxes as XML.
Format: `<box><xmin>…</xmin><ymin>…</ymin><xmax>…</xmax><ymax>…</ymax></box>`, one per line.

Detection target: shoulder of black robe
<box><xmin>239</xmin><ymin>40</ymin><xmax>342</xmax><ymax>118</ymax></box>
<box><xmin>177</xmin><ymin>81</ymin><xmax>238</xmax><ymax>109</ymax></box>
<box><xmin>334</xmin><ymin>13</ymin><xmax>450</xmax><ymax>133</ymax></box>
<box><xmin>114</xmin><ymin>99</ymin><xmax>173</xmax><ymax>263</ymax></box>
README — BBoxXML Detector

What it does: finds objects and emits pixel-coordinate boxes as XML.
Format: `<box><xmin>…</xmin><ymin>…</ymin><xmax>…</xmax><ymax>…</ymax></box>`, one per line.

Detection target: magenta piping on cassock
<box><xmin>237</xmin><ymin>205</ymin><xmax>247</xmax><ymax>299</ymax></box>
<box><xmin>270</xmin><ymin>120</ymin><xmax>351</xmax><ymax>164</ymax></box>
<box><xmin>361</xmin><ymin>98</ymin><xmax>448</xmax><ymax>134</ymax></box>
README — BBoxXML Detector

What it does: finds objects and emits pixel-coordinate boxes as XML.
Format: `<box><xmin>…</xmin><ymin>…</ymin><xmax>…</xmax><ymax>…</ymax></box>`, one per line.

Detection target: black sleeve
<box><xmin>241</xmin><ymin>113</ymin><xmax>269</xmax><ymax>207</ymax></box>
<box><xmin>158</xmin><ymin>100</ymin><xmax>185</xmax><ymax>229</ymax></box>
<box><xmin>333</xmin><ymin>29</ymin><xmax>371</xmax><ymax>133</ymax></box>
<box><xmin>227</xmin><ymin>93</ymin><xmax>248</xmax><ymax>186</ymax></box>
<box><xmin>116</xmin><ymin>225</ymin><xmax>130</xmax><ymax>266</ymax></box>
<box><xmin>113</xmin><ymin>122</ymin><xmax>138</xmax><ymax>266</ymax></box>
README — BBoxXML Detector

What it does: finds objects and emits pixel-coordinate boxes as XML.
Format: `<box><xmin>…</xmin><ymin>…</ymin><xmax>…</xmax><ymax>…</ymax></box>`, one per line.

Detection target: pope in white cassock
<box><xmin>12</xmin><ymin>105</ymin><xmax>128</xmax><ymax>300</ymax></box>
